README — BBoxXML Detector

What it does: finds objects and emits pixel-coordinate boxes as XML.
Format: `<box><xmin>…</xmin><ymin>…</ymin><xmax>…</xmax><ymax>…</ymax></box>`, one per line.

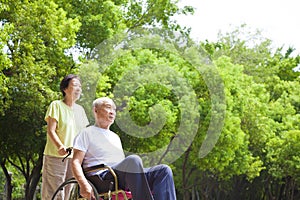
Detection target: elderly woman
<box><xmin>42</xmin><ymin>74</ymin><xmax>89</xmax><ymax>200</ymax></box>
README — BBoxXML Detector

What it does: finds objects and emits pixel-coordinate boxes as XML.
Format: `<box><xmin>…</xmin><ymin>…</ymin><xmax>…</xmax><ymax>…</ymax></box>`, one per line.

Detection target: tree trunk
<box><xmin>1</xmin><ymin>160</ymin><xmax>13</xmax><ymax>200</ymax></box>
<box><xmin>25</xmin><ymin>153</ymin><xmax>43</xmax><ymax>200</ymax></box>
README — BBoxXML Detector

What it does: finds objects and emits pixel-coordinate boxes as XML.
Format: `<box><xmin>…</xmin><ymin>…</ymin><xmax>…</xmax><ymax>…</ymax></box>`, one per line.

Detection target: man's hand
<box><xmin>79</xmin><ymin>183</ymin><xmax>96</xmax><ymax>200</ymax></box>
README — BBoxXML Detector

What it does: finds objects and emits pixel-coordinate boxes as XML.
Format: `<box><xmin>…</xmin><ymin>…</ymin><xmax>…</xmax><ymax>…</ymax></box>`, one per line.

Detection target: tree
<box><xmin>0</xmin><ymin>12</ymin><xmax>11</xmax><ymax>116</ymax></box>
<box><xmin>199</xmin><ymin>24</ymin><xmax>300</xmax><ymax>200</ymax></box>
<box><xmin>85</xmin><ymin>28</ymin><xmax>263</xmax><ymax>199</ymax></box>
<box><xmin>1</xmin><ymin>0</ymin><xmax>194</xmax><ymax>198</ymax></box>
<box><xmin>54</xmin><ymin>0</ymin><xmax>194</xmax><ymax>57</ymax></box>
<box><xmin>0</xmin><ymin>0</ymin><xmax>80</xmax><ymax>199</ymax></box>
<box><xmin>88</xmin><ymin>30</ymin><xmax>200</xmax><ymax>165</ymax></box>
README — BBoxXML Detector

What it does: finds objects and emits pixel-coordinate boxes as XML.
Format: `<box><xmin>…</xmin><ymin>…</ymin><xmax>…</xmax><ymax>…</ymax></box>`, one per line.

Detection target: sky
<box><xmin>175</xmin><ymin>0</ymin><xmax>300</xmax><ymax>55</ymax></box>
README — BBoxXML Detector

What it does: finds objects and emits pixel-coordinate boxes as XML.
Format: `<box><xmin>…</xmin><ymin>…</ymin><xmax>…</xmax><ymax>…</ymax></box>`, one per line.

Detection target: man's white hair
<box><xmin>92</xmin><ymin>97</ymin><xmax>115</xmax><ymax>108</ymax></box>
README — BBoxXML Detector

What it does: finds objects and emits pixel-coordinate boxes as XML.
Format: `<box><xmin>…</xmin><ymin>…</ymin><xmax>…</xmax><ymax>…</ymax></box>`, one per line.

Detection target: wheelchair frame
<box><xmin>51</xmin><ymin>164</ymin><xmax>132</xmax><ymax>200</ymax></box>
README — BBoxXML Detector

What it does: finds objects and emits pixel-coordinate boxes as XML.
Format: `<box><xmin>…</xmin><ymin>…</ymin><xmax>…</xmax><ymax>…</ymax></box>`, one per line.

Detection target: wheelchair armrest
<box><xmin>83</xmin><ymin>164</ymin><xmax>106</xmax><ymax>173</ymax></box>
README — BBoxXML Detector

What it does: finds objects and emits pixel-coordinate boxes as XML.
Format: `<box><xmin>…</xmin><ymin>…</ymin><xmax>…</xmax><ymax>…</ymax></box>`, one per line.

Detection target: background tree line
<box><xmin>0</xmin><ymin>1</ymin><xmax>300</xmax><ymax>200</ymax></box>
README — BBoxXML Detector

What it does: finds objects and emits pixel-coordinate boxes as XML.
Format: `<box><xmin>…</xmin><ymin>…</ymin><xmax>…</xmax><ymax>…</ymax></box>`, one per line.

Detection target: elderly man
<box><xmin>72</xmin><ymin>97</ymin><xmax>176</xmax><ymax>200</ymax></box>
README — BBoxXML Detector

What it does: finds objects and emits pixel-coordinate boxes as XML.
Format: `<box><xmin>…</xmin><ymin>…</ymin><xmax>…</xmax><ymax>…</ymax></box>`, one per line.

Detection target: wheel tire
<box><xmin>51</xmin><ymin>178</ymin><xmax>99</xmax><ymax>200</ymax></box>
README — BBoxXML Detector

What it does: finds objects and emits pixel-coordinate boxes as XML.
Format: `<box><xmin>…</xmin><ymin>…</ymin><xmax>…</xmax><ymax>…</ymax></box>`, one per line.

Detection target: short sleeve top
<box><xmin>44</xmin><ymin>100</ymin><xmax>89</xmax><ymax>157</ymax></box>
<box><xmin>73</xmin><ymin>125</ymin><xmax>125</xmax><ymax>169</ymax></box>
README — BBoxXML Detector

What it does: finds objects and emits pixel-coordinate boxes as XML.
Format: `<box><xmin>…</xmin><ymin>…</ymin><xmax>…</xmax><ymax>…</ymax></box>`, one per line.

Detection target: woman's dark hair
<box><xmin>60</xmin><ymin>74</ymin><xmax>80</xmax><ymax>96</ymax></box>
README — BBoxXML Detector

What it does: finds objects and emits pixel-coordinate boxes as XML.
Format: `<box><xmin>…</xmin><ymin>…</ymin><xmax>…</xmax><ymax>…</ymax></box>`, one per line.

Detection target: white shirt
<box><xmin>73</xmin><ymin>125</ymin><xmax>125</xmax><ymax>171</ymax></box>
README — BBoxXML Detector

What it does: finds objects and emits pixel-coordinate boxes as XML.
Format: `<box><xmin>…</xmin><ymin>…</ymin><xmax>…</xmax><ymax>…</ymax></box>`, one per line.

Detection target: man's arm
<box><xmin>72</xmin><ymin>149</ymin><xmax>95</xmax><ymax>200</ymax></box>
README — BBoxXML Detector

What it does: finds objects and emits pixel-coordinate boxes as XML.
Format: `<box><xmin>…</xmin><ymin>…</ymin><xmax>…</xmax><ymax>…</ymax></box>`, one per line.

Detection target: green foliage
<box><xmin>267</xmin><ymin>130</ymin><xmax>300</xmax><ymax>183</ymax></box>
<box><xmin>197</xmin><ymin>24</ymin><xmax>300</xmax><ymax>199</ymax></box>
<box><xmin>0</xmin><ymin>23</ymin><xmax>12</xmax><ymax>116</ymax></box>
<box><xmin>54</xmin><ymin>0</ymin><xmax>190</xmax><ymax>56</ymax></box>
<box><xmin>0</xmin><ymin>0</ymin><xmax>81</xmax><ymax>199</ymax></box>
<box><xmin>1</xmin><ymin>0</ymin><xmax>191</xmax><ymax>198</ymax></box>
<box><xmin>195</xmin><ymin>56</ymin><xmax>265</xmax><ymax>180</ymax></box>
<box><xmin>77</xmin><ymin>61</ymin><xmax>102</xmax><ymax>123</ymax></box>
<box><xmin>94</xmin><ymin>42</ymin><xmax>202</xmax><ymax>165</ymax></box>
<box><xmin>56</xmin><ymin>0</ymin><xmax>126</xmax><ymax>50</ymax></box>
<box><xmin>123</xmin><ymin>0</ymin><xmax>180</xmax><ymax>29</ymax></box>
<box><xmin>1</xmin><ymin>0</ymin><xmax>300</xmax><ymax>198</ymax></box>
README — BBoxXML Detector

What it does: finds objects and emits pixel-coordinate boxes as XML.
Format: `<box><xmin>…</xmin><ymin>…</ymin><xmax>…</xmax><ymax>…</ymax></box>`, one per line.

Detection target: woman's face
<box><xmin>64</xmin><ymin>78</ymin><xmax>82</xmax><ymax>101</ymax></box>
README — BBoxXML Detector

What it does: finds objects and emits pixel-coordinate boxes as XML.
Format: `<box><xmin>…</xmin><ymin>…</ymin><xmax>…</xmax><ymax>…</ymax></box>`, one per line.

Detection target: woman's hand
<box><xmin>57</xmin><ymin>145</ymin><xmax>68</xmax><ymax>156</ymax></box>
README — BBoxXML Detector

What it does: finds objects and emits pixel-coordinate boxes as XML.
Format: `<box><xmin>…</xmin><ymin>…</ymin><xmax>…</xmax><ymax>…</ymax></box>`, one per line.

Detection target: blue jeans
<box><xmin>103</xmin><ymin>155</ymin><xmax>177</xmax><ymax>200</ymax></box>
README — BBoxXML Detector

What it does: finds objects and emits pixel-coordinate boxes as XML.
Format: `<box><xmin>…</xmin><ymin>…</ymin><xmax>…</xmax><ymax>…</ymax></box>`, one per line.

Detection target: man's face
<box><xmin>95</xmin><ymin>100</ymin><xmax>116</xmax><ymax>125</ymax></box>
<box><xmin>64</xmin><ymin>78</ymin><xmax>82</xmax><ymax>101</ymax></box>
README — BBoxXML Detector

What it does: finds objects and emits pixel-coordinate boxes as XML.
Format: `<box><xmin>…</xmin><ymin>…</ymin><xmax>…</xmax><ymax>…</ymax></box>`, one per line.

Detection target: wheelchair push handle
<box><xmin>62</xmin><ymin>147</ymin><xmax>73</xmax><ymax>162</ymax></box>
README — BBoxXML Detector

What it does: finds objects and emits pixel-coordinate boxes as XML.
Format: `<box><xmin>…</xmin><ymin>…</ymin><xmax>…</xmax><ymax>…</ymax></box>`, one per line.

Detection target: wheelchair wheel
<box><xmin>52</xmin><ymin>177</ymin><xmax>99</xmax><ymax>200</ymax></box>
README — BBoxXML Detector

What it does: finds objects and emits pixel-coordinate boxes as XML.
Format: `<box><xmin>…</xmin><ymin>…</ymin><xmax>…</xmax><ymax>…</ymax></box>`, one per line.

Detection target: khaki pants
<box><xmin>41</xmin><ymin>155</ymin><xmax>73</xmax><ymax>200</ymax></box>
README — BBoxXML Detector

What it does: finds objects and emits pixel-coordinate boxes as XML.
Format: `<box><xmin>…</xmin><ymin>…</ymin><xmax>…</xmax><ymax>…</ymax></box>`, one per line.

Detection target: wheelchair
<box><xmin>52</xmin><ymin>149</ymin><xmax>132</xmax><ymax>200</ymax></box>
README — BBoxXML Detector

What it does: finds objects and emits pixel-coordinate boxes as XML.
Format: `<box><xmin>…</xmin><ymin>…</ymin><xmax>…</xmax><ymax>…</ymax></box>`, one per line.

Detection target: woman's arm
<box><xmin>47</xmin><ymin>117</ymin><xmax>67</xmax><ymax>156</ymax></box>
